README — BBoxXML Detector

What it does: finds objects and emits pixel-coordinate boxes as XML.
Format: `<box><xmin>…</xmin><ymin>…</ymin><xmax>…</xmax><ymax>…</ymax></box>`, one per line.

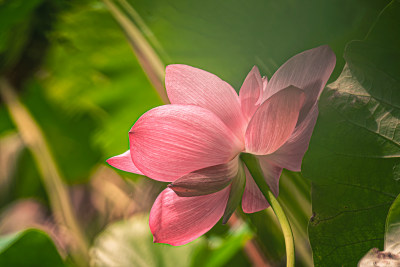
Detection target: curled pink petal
<box><xmin>169</xmin><ymin>157</ymin><xmax>239</xmax><ymax>197</ymax></box>
<box><xmin>262</xmin><ymin>45</ymin><xmax>335</xmax><ymax>123</ymax></box>
<box><xmin>242</xmin><ymin>159</ymin><xmax>282</xmax><ymax>213</ymax></box>
<box><xmin>106</xmin><ymin>150</ymin><xmax>143</xmax><ymax>175</ymax></box>
<box><xmin>150</xmin><ymin>187</ymin><xmax>230</xmax><ymax>246</ymax></box>
<box><xmin>239</xmin><ymin>66</ymin><xmax>263</xmax><ymax>120</ymax></box>
<box><xmin>165</xmin><ymin>64</ymin><xmax>246</xmax><ymax>140</ymax></box>
<box><xmin>245</xmin><ymin>86</ymin><xmax>305</xmax><ymax>155</ymax></box>
<box><xmin>130</xmin><ymin>104</ymin><xmax>243</xmax><ymax>182</ymax></box>
<box><xmin>267</xmin><ymin>103</ymin><xmax>319</xmax><ymax>171</ymax></box>
<box><xmin>242</xmin><ymin>167</ymin><xmax>269</xmax><ymax>213</ymax></box>
<box><xmin>258</xmin><ymin>157</ymin><xmax>282</xmax><ymax>196</ymax></box>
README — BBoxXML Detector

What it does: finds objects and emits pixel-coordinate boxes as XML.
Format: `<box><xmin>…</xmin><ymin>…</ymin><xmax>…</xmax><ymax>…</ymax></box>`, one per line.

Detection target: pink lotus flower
<box><xmin>107</xmin><ymin>45</ymin><xmax>336</xmax><ymax>246</ymax></box>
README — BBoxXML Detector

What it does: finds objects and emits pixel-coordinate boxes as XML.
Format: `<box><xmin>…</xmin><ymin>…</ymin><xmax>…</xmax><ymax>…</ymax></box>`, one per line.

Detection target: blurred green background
<box><xmin>0</xmin><ymin>0</ymin><xmax>398</xmax><ymax>266</ymax></box>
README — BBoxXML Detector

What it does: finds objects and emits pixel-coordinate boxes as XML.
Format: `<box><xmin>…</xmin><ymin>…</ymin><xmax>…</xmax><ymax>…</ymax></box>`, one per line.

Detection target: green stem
<box><xmin>240</xmin><ymin>153</ymin><xmax>295</xmax><ymax>267</ymax></box>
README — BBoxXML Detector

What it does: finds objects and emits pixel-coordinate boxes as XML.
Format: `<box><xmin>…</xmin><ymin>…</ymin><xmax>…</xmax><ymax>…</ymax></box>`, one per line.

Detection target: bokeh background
<box><xmin>0</xmin><ymin>0</ymin><xmax>397</xmax><ymax>266</ymax></box>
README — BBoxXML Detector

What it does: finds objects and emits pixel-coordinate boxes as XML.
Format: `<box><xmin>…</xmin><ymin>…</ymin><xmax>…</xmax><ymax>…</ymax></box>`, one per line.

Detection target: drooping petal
<box><xmin>258</xmin><ymin>157</ymin><xmax>282</xmax><ymax>196</ymax></box>
<box><xmin>245</xmin><ymin>86</ymin><xmax>305</xmax><ymax>155</ymax></box>
<box><xmin>239</xmin><ymin>66</ymin><xmax>263</xmax><ymax>120</ymax></box>
<box><xmin>222</xmin><ymin>160</ymin><xmax>246</xmax><ymax>224</ymax></box>
<box><xmin>266</xmin><ymin>103</ymin><xmax>319</xmax><ymax>171</ymax></box>
<box><xmin>262</xmin><ymin>45</ymin><xmax>335</xmax><ymax>123</ymax></box>
<box><xmin>169</xmin><ymin>157</ymin><xmax>239</xmax><ymax>197</ymax></box>
<box><xmin>242</xmin><ymin>167</ymin><xmax>269</xmax><ymax>213</ymax></box>
<box><xmin>150</xmin><ymin>187</ymin><xmax>230</xmax><ymax>246</ymax></box>
<box><xmin>106</xmin><ymin>150</ymin><xmax>143</xmax><ymax>175</ymax></box>
<box><xmin>130</xmin><ymin>104</ymin><xmax>243</xmax><ymax>182</ymax></box>
<box><xmin>242</xmin><ymin>159</ymin><xmax>282</xmax><ymax>213</ymax></box>
<box><xmin>165</xmin><ymin>64</ymin><xmax>246</xmax><ymax>140</ymax></box>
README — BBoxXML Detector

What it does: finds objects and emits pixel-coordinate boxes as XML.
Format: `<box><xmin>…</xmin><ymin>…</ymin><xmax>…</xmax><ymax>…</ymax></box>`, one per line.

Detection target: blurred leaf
<box><xmin>103</xmin><ymin>0</ymin><xmax>168</xmax><ymax>103</ymax></box>
<box><xmin>0</xmin><ymin>106</ymin><xmax>14</xmax><ymax>133</ymax></box>
<box><xmin>0</xmin><ymin>1</ymin><xmax>101</xmax><ymax>185</ymax></box>
<box><xmin>41</xmin><ymin>1</ymin><xmax>162</xmax><ymax>159</ymax></box>
<box><xmin>302</xmin><ymin>1</ymin><xmax>400</xmax><ymax>266</ymax></box>
<box><xmin>0</xmin><ymin>228</ymin><xmax>65</xmax><ymax>267</ymax></box>
<box><xmin>11</xmin><ymin>149</ymin><xmax>48</xmax><ymax>203</ymax></box>
<box><xmin>0</xmin><ymin>0</ymin><xmax>43</xmax><ymax>46</ymax></box>
<box><xmin>191</xmin><ymin>222</ymin><xmax>253</xmax><ymax>267</ymax></box>
<box><xmin>0</xmin><ymin>0</ymin><xmax>43</xmax><ymax>69</ymax></box>
<box><xmin>90</xmin><ymin>214</ymin><xmax>203</xmax><ymax>267</ymax></box>
<box><xmin>0</xmin><ymin>0</ymin><xmax>42</xmax><ymax>29</ymax></box>
<box><xmin>385</xmin><ymin>193</ymin><xmax>400</xmax><ymax>254</ymax></box>
<box><xmin>19</xmin><ymin>81</ymin><xmax>100</xmax><ymax>184</ymax></box>
<box><xmin>127</xmin><ymin>0</ymin><xmax>388</xmax><ymax>89</ymax></box>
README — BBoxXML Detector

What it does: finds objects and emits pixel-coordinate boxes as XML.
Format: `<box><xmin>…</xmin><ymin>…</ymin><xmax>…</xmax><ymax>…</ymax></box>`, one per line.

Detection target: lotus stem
<box><xmin>240</xmin><ymin>153</ymin><xmax>295</xmax><ymax>267</ymax></box>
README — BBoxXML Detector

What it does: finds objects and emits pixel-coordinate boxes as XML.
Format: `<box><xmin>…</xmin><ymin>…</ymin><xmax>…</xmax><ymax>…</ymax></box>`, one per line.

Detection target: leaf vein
<box><xmin>322</xmin><ymin>237</ymin><xmax>384</xmax><ymax>259</ymax></box>
<box><xmin>313</xmin><ymin>201</ymin><xmax>393</xmax><ymax>224</ymax></box>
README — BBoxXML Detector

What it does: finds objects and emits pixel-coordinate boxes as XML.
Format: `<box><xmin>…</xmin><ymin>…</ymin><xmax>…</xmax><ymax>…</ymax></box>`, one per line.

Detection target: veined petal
<box><xmin>169</xmin><ymin>157</ymin><xmax>239</xmax><ymax>197</ymax></box>
<box><xmin>239</xmin><ymin>66</ymin><xmax>263</xmax><ymax>120</ymax></box>
<box><xmin>165</xmin><ymin>64</ymin><xmax>246</xmax><ymax>140</ymax></box>
<box><xmin>150</xmin><ymin>187</ymin><xmax>230</xmax><ymax>246</ymax></box>
<box><xmin>130</xmin><ymin>104</ymin><xmax>242</xmax><ymax>182</ymax></box>
<box><xmin>245</xmin><ymin>86</ymin><xmax>305</xmax><ymax>155</ymax></box>
<box><xmin>267</xmin><ymin>103</ymin><xmax>319</xmax><ymax>171</ymax></box>
<box><xmin>242</xmin><ymin>159</ymin><xmax>282</xmax><ymax>213</ymax></box>
<box><xmin>106</xmin><ymin>150</ymin><xmax>143</xmax><ymax>175</ymax></box>
<box><xmin>262</xmin><ymin>45</ymin><xmax>335</xmax><ymax>124</ymax></box>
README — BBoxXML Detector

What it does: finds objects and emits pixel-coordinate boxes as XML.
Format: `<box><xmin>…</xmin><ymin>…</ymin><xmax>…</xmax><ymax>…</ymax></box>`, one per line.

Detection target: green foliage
<box><xmin>302</xmin><ymin>1</ymin><xmax>400</xmax><ymax>265</ymax></box>
<box><xmin>0</xmin><ymin>229</ymin><xmax>65</xmax><ymax>267</ymax></box>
